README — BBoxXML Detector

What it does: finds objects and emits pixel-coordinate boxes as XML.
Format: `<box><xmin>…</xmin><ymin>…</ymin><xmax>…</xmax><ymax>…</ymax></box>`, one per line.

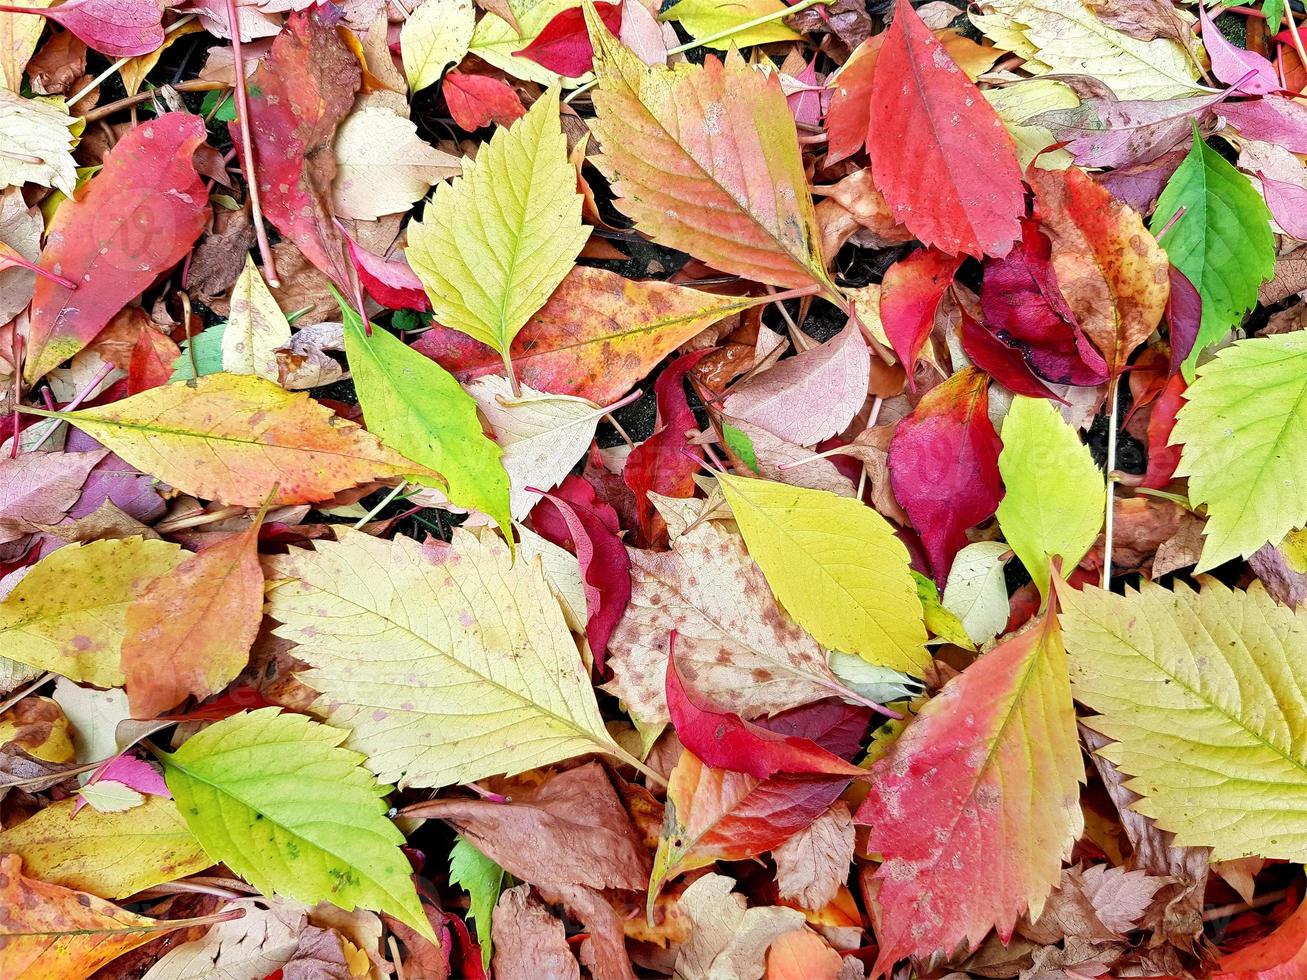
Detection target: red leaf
<box><xmin>888</xmin><ymin>367</ymin><xmax>1002</xmax><ymax>582</ymax></box>
<box><xmin>529</xmin><ymin>474</ymin><xmax>620</xmax><ymax>550</ymax></box>
<box><xmin>515</xmin><ymin>1</ymin><xmax>621</xmax><ymax>77</ymax></box>
<box><xmin>25</xmin><ymin>113</ymin><xmax>209</xmax><ymax>383</ymax></box>
<box><xmin>959</xmin><ymin>312</ymin><xmax>1061</xmax><ymax>401</ymax></box>
<box><xmin>666</xmin><ymin>637</ymin><xmax>868</xmax><ymax>780</ymax></box>
<box><xmin>1216</xmin><ymin>895</ymin><xmax>1307</xmax><ymax>979</ymax></box>
<box><xmin>442</xmin><ymin>71</ymin><xmax>526</xmax><ymax>131</ymax></box>
<box><xmin>824</xmin><ymin>35</ymin><xmax>882</xmax><ymax>164</ymax></box>
<box><xmin>126</xmin><ymin>326</ymin><xmax>180</xmax><ymax>395</ymax></box>
<box><xmin>623</xmin><ymin>349</ymin><xmax>711</xmax><ymax>547</ymax></box>
<box><xmin>530</xmin><ymin>488</ymin><xmax>631</xmax><ymax>673</ymax></box>
<box><xmin>867</xmin><ymin>0</ymin><xmax>1025</xmax><ymax>257</ymax></box>
<box><xmin>1165</xmin><ymin>264</ymin><xmax>1201</xmax><ymax>377</ymax></box>
<box><xmin>1140</xmin><ymin>373</ymin><xmax>1186</xmax><ymax>490</ymax></box>
<box><xmin>232</xmin><ymin>8</ymin><xmax>360</xmax><ymax>286</ymax></box>
<box><xmin>980</xmin><ymin>219</ymin><xmax>1109</xmax><ymax>387</ymax></box>
<box><xmin>344</xmin><ymin>233</ymin><xmax>431</xmax><ymax>312</ymax></box>
<box><xmin>0</xmin><ymin>0</ymin><xmax>166</xmax><ymax>57</ymax></box>
<box><xmin>878</xmin><ymin>247</ymin><xmax>961</xmax><ymax>384</ymax></box>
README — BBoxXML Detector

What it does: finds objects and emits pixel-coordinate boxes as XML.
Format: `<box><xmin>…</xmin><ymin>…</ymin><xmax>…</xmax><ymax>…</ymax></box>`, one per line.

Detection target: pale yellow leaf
<box><xmin>0</xmin><ymin>90</ymin><xmax>76</xmax><ymax>195</ymax></box>
<box><xmin>402</xmin><ymin>0</ymin><xmax>476</xmax><ymax>92</ymax></box>
<box><xmin>222</xmin><ymin>255</ymin><xmax>291</xmax><ymax>382</ymax></box>
<box><xmin>470</xmin><ymin>0</ymin><xmax>581</xmax><ymax>84</ymax></box>
<box><xmin>332</xmin><ymin>106</ymin><xmax>460</xmax><ymax>220</ymax></box>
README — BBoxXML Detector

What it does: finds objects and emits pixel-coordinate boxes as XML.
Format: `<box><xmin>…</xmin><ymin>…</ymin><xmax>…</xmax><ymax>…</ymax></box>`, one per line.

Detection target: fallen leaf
<box><xmin>0</xmin><ymin>448</ymin><xmax>105</xmax><ymax>545</ymax></box>
<box><xmin>222</xmin><ymin>255</ymin><xmax>292</xmax><ymax>382</ymax></box>
<box><xmin>879</xmin><ymin>247</ymin><xmax>962</xmax><ymax>381</ymax></box>
<box><xmin>141</xmin><ymin>897</ymin><xmax>307</xmax><ymax>980</ymax></box>
<box><xmin>673</xmin><ymin>873</ymin><xmax>804</xmax><ymax>980</ymax></box>
<box><xmin>516</xmin><ymin>0</ymin><xmax>619</xmax><ymax>75</ymax></box>
<box><xmin>449</xmin><ymin>837</ymin><xmax>504</xmax><ymax>971</ymax></box>
<box><xmin>942</xmin><ymin>540</ymin><xmax>1011</xmax><ymax>647</ymax></box>
<box><xmin>491</xmin><ymin>886</ymin><xmax>579</xmax><ymax>979</ymax></box>
<box><xmin>0</xmin><ymin>0</ymin><xmax>52</xmax><ymax>91</ymax></box>
<box><xmin>332</xmin><ymin>106</ymin><xmax>460</xmax><ymax>220</ymax></box>
<box><xmin>661</xmin><ymin>0</ymin><xmax>799</xmax><ymax>49</ymax></box>
<box><xmin>1199</xmin><ymin>4</ymin><xmax>1278</xmax><ymax>94</ymax></box>
<box><xmin>772</xmin><ymin>803</ymin><xmax>856</xmax><ymax>911</ymax></box>
<box><xmin>402</xmin><ymin>0</ymin><xmax>474</xmax><ymax>92</ymax></box>
<box><xmin>764</xmin><ymin>929</ymin><xmax>844</xmax><ymax>980</ymax></box>
<box><xmin>442</xmin><ymin>69</ymin><xmax>526</xmax><ymax>130</ymax></box>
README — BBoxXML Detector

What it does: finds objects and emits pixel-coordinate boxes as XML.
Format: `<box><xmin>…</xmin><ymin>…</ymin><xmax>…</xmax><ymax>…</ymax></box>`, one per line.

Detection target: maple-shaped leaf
<box><xmin>889</xmin><ymin>367</ymin><xmax>1002</xmax><ymax>583</ymax></box>
<box><xmin>607</xmin><ymin>515</ymin><xmax>868</xmax><ymax>723</ymax></box>
<box><xmin>341</xmin><ymin>300</ymin><xmax>511</xmax><ymax>537</ymax></box>
<box><xmin>0</xmin><ymin>0</ymin><xmax>164</xmax><ymax>57</ymax></box>
<box><xmin>0</xmin><ymin>537</ymin><xmax>184</xmax><ymax>688</ymax></box>
<box><xmin>266</xmin><ymin>529</ymin><xmax>636</xmax><ymax>789</ymax></box>
<box><xmin>27</xmin><ymin>373</ymin><xmax>432</xmax><ymax>507</ymax></box>
<box><xmin>1030</xmin><ymin>165</ymin><xmax>1170</xmax><ymax>379</ymax></box>
<box><xmin>0</xmin><ymin>853</ymin><xmax>206</xmax><ymax>976</ymax></box>
<box><xmin>160</xmin><ymin>708</ymin><xmax>432</xmax><ymax>938</ymax></box>
<box><xmin>858</xmin><ymin>610</ymin><xmax>1084</xmax><ymax>972</ymax></box>
<box><xmin>24</xmin><ymin>112</ymin><xmax>209</xmax><ymax>383</ymax></box>
<box><xmin>407</xmin><ymin>85</ymin><xmax>587</xmax><ymax>383</ymax></box>
<box><xmin>402</xmin><ymin>0</ymin><xmax>474</xmax><ymax>92</ymax></box>
<box><xmin>0</xmin><ymin>796</ymin><xmax>208</xmax><ymax>899</ymax></box>
<box><xmin>1172</xmin><ymin>332</ymin><xmax>1307</xmax><ymax>571</ymax></box>
<box><xmin>718</xmin><ymin>474</ymin><xmax>928</xmax><ymax>675</ymax></box>
<box><xmin>414</xmin><ymin>266</ymin><xmax>766</xmax><ymax>403</ymax></box>
<box><xmin>120</xmin><ymin>515</ymin><xmax>265</xmax><ymax>718</ymax></box>
<box><xmin>868</xmin><ymin>0</ymin><xmax>1025</xmax><ymax>258</ymax></box>
<box><xmin>584</xmin><ymin>2</ymin><xmax>837</xmax><ymax>298</ymax></box>
<box><xmin>996</xmin><ymin>395</ymin><xmax>1104</xmax><ymax>597</ymax></box>
<box><xmin>1150</xmin><ymin>130</ymin><xmax>1275</xmax><ymax>376</ymax></box>
<box><xmin>1060</xmin><ymin>578</ymin><xmax>1307</xmax><ymax>862</ymax></box>
<box><xmin>233</xmin><ymin>7</ymin><xmax>360</xmax><ymax>286</ymax></box>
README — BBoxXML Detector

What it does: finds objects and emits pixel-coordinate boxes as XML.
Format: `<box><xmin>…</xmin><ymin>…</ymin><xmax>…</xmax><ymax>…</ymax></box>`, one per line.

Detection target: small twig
<box><xmin>225</xmin><ymin>0</ymin><xmax>278</xmax><ymax>287</ymax></box>
<box><xmin>1154</xmin><ymin>205</ymin><xmax>1187</xmax><ymax>242</ymax></box>
<box><xmin>1203</xmin><ymin>887</ymin><xmax>1289</xmax><ymax>922</ymax></box>
<box><xmin>81</xmin><ymin>79</ymin><xmax>225</xmax><ymax>124</ymax></box>
<box><xmin>153</xmin><ymin>504</ymin><xmax>247</xmax><ymax>534</ymax></box>
<box><xmin>27</xmin><ymin>359</ymin><xmax>115</xmax><ymax>453</ymax></box>
<box><xmin>353</xmin><ymin>481</ymin><xmax>410</xmax><ymax>529</ymax></box>
<box><xmin>0</xmin><ymin>672</ymin><xmax>54</xmax><ymax>716</ymax></box>
<box><xmin>9</xmin><ymin>332</ymin><xmax>20</xmax><ymax>459</ymax></box>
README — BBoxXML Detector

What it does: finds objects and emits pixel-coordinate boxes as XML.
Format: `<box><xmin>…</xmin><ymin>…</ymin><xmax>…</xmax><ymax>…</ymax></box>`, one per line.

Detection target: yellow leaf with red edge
<box><xmin>121</xmin><ymin>520</ymin><xmax>265</xmax><ymax>718</ymax></box>
<box><xmin>27</xmin><ymin>373</ymin><xmax>434</xmax><ymax>507</ymax></box>
<box><xmin>584</xmin><ymin>3</ymin><xmax>837</xmax><ymax>299</ymax></box>
<box><xmin>0</xmin><ymin>853</ymin><xmax>192</xmax><ymax>977</ymax></box>
<box><xmin>1030</xmin><ymin>165</ymin><xmax>1170</xmax><ymax>378</ymax></box>
<box><xmin>857</xmin><ymin>609</ymin><xmax>1084</xmax><ymax>972</ymax></box>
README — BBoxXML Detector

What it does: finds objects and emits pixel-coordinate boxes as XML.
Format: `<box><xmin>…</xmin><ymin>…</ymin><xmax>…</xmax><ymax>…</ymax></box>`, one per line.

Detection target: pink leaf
<box><xmin>344</xmin><ymin>234</ymin><xmax>431</xmax><ymax>311</ymax></box>
<box><xmin>1200</xmin><ymin>4</ymin><xmax>1280</xmax><ymax>95</ymax></box>
<box><xmin>1165</xmin><ymin>264</ymin><xmax>1202</xmax><ymax>377</ymax></box>
<box><xmin>72</xmin><ymin>754</ymin><xmax>170</xmax><ymax>817</ymax></box>
<box><xmin>0</xmin><ymin>0</ymin><xmax>166</xmax><ymax>57</ymax></box>
<box><xmin>1258</xmin><ymin>170</ymin><xmax>1307</xmax><ymax>241</ymax></box>
<box><xmin>1219</xmin><ymin>96</ymin><xmax>1307</xmax><ymax>154</ymax></box>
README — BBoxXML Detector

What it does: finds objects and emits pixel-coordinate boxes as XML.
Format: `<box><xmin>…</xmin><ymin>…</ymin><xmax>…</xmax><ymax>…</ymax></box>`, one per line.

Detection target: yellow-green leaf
<box><xmin>716</xmin><ymin>474</ymin><xmax>928</xmax><ymax>675</ymax></box>
<box><xmin>266</xmin><ymin>528</ymin><xmax>628</xmax><ymax>789</ymax></box>
<box><xmin>1060</xmin><ymin>578</ymin><xmax>1307</xmax><ymax>861</ymax></box>
<box><xmin>402</xmin><ymin>0</ymin><xmax>475</xmax><ymax>92</ymax></box>
<box><xmin>0</xmin><ymin>537</ymin><xmax>184</xmax><ymax>688</ymax></box>
<box><xmin>1172</xmin><ymin>332</ymin><xmax>1307</xmax><ymax>572</ymax></box>
<box><xmin>0</xmin><ymin>796</ymin><xmax>210</xmax><ymax>899</ymax></box>
<box><xmin>161</xmin><ymin>708</ymin><xmax>433</xmax><ymax>939</ymax></box>
<box><xmin>407</xmin><ymin>85</ymin><xmax>587</xmax><ymax>377</ymax></box>
<box><xmin>26</xmin><ymin>374</ymin><xmax>433</xmax><ymax>506</ymax></box>
<box><xmin>661</xmin><ymin>0</ymin><xmax>800</xmax><ymax>49</ymax></box>
<box><xmin>221</xmin><ymin>255</ymin><xmax>291</xmax><ymax>382</ymax></box>
<box><xmin>996</xmin><ymin>396</ymin><xmax>1104</xmax><ymax>598</ymax></box>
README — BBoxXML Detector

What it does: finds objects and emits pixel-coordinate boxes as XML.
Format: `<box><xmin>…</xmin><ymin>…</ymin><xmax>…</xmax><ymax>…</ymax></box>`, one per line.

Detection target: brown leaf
<box><xmin>674</xmin><ymin>873</ymin><xmax>805</xmax><ymax>980</ymax></box>
<box><xmin>492</xmin><ymin>886</ymin><xmax>580</xmax><ymax>980</ymax></box>
<box><xmin>26</xmin><ymin>29</ymin><xmax>86</xmax><ymax>95</ymax></box>
<box><xmin>281</xmin><ymin>925</ymin><xmax>366</xmax><ymax>980</ymax></box>
<box><xmin>187</xmin><ymin>208</ymin><xmax>257</xmax><ymax>300</ymax></box>
<box><xmin>773</xmin><ymin>803</ymin><xmax>856</xmax><ymax>912</ymax></box>
<box><xmin>1086</xmin><ymin>0</ymin><xmax>1193</xmax><ymax>44</ymax></box>
<box><xmin>1025</xmin><ymin>864</ymin><xmax>1169</xmax><ymax>944</ymax></box>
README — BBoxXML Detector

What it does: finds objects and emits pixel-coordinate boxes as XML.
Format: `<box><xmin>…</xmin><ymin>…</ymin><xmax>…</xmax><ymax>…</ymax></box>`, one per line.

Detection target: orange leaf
<box><xmin>1216</xmin><ymin>897</ymin><xmax>1307</xmax><ymax>979</ymax></box>
<box><xmin>764</xmin><ymin>928</ymin><xmax>843</xmax><ymax>980</ymax></box>
<box><xmin>121</xmin><ymin>522</ymin><xmax>264</xmax><ymax>718</ymax></box>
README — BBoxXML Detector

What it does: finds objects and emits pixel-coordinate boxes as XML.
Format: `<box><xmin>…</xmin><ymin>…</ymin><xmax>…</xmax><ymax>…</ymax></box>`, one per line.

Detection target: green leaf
<box><xmin>721</xmin><ymin>422</ymin><xmax>759</xmax><ymax>474</ymax></box>
<box><xmin>1172</xmin><ymin>331</ymin><xmax>1307</xmax><ymax>571</ymax></box>
<box><xmin>912</xmin><ymin>570</ymin><xmax>975</xmax><ymax>651</ymax></box>
<box><xmin>661</xmin><ymin>0</ymin><xmax>801</xmax><ymax>49</ymax></box>
<box><xmin>200</xmin><ymin>90</ymin><xmax>236</xmax><ymax>122</ymax></box>
<box><xmin>406</xmin><ymin>86</ymin><xmax>588</xmax><ymax>381</ymax></box>
<box><xmin>340</xmin><ymin>297</ymin><xmax>512</xmax><ymax>539</ymax></box>
<box><xmin>1060</xmin><ymin>578</ymin><xmax>1307</xmax><ymax>861</ymax></box>
<box><xmin>160</xmin><ymin>708</ymin><xmax>432</xmax><ymax>939</ymax></box>
<box><xmin>716</xmin><ymin>474</ymin><xmax>928</xmax><ymax>675</ymax></box>
<box><xmin>1262</xmin><ymin>0</ymin><xmax>1284</xmax><ymax>31</ymax></box>
<box><xmin>996</xmin><ymin>396</ymin><xmax>1104</xmax><ymax>598</ymax></box>
<box><xmin>1150</xmin><ymin>130</ymin><xmax>1275</xmax><ymax>376</ymax></box>
<box><xmin>449</xmin><ymin>837</ymin><xmax>505</xmax><ymax>969</ymax></box>
<box><xmin>169</xmin><ymin>324</ymin><xmax>226</xmax><ymax>382</ymax></box>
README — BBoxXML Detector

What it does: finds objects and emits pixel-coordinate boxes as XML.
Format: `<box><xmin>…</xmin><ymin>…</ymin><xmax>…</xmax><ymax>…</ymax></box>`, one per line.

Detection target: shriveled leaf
<box><xmin>31</xmin><ymin>373</ymin><xmax>431</xmax><ymax>506</ymax></box>
<box><xmin>402</xmin><ymin>0</ymin><xmax>475</xmax><ymax>91</ymax></box>
<box><xmin>1061</xmin><ymin>578</ymin><xmax>1307</xmax><ymax>861</ymax></box>
<box><xmin>342</xmin><ymin>299</ymin><xmax>511</xmax><ymax>536</ymax></box>
<box><xmin>585</xmin><ymin>5</ymin><xmax>836</xmax><ymax>297</ymax></box>
<box><xmin>266</xmin><ymin>529</ymin><xmax>625</xmax><ymax>788</ymax></box>
<box><xmin>160</xmin><ymin>708</ymin><xmax>432</xmax><ymax>938</ymax></box>
<box><xmin>869</xmin><ymin>0</ymin><xmax>1025</xmax><ymax>258</ymax></box>
<box><xmin>996</xmin><ymin>395</ymin><xmax>1104</xmax><ymax>597</ymax></box>
<box><xmin>772</xmin><ymin>803</ymin><xmax>855</xmax><ymax>911</ymax></box>
<box><xmin>1172</xmin><ymin>332</ymin><xmax>1307</xmax><ymax>571</ymax></box>
<box><xmin>25</xmin><ymin>113</ymin><xmax>209</xmax><ymax>382</ymax></box>
<box><xmin>858</xmin><ymin>611</ymin><xmax>1084</xmax><ymax>971</ymax></box>
<box><xmin>222</xmin><ymin>255</ymin><xmax>291</xmax><ymax>382</ymax></box>
<box><xmin>0</xmin><ymin>537</ymin><xmax>183</xmax><ymax>688</ymax></box>
<box><xmin>717</xmin><ymin>474</ymin><xmax>928</xmax><ymax>675</ymax></box>
<box><xmin>0</xmin><ymin>796</ymin><xmax>209</xmax><ymax>899</ymax></box>
<box><xmin>407</xmin><ymin>86</ymin><xmax>587</xmax><ymax>375</ymax></box>
<box><xmin>492</xmin><ymin>886</ymin><xmax>579</xmax><ymax>979</ymax></box>
<box><xmin>673</xmin><ymin>873</ymin><xmax>804</xmax><ymax>980</ymax></box>
<box><xmin>414</xmin><ymin>266</ymin><xmax>766</xmax><ymax>403</ymax></box>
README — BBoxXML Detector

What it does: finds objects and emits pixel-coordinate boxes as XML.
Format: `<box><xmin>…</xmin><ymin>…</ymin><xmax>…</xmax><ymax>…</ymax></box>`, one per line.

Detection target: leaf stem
<box><xmin>353</xmin><ymin>480</ymin><xmax>410</xmax><ymax>529</ymax></box>
<box><xmin>501</xmin><ymin>347</ymin><xmax>522</xmax><ymax>397</ymax></box>
<box><xmin>225</xmin><ymin>0</ymin><xmax>279</xmax><ymax>288</ymax></box>
<box><xmin>1102</xmin><ymin>376</ymin><xmax>1119</xmax><ymax>591</ymax></box>
<box><xmin>80</xmin><ymin>79</ymin><xmax>226</xmax><ymax>124</ymax></box>
<box><xmin>610</xmin><ymin>743</ymin><xmax>668</xmax><ymax>789</ymax></box>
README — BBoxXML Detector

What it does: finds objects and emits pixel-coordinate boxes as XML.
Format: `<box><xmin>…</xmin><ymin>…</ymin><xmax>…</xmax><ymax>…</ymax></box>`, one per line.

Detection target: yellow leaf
<box><xmin>585</xmin><ymin>5</ymin><xmax>836</xmax><ymax>299</ymax></box>
<box><xmin>0</xmin><ymin>0</ymin><xmax>52</xmax><ymax>92</ymax></box>
<box><xmin>222</xmin><ymin>255</ymin><xmax>291</xmax><ymax>382</ymax></box>
<box><xmin>332</xmin><ymin>106</ymin><xmax>460</xmax><ymax>220</ymax></box>
<box><xmin>717</xmin><ymin>474</ymin><xmax>928</xmax><ymax>675</ymax></box>
<box><xmin>996</xmin><ymin>396</ymin><xmax>1104</xmax><ymax>598</ymax></box>
<box><xmin>661</xmin><ymin>0</ymin><xmax>800</xmax><ymax>49</ymax></box>
<box><xmin>0</xmin><ymin>90</ymin><xmax>76</xmax><ymax>195</ymax></box>
<box><xmin>0</xmin><ymin>537</ymin><xmax>185</xmax><ymax>688</ymax></box>
<box><xmin>30</xmin><ymin>373</ymin><xmax>434</xmax><ymax>507</ymax></box>
<box><xmin>0</xmin><ymin>797</ymin><xmax>210</xmax><ymax>899</ymax></box>
<box><xmin>407</xmin><ymin>86</ymin><xmax>587</xmax><ymax>378</ymax></box>
<box><xmin>1060</xmin><ymin>578</ymin><xmax>1307</xmax><ymax>861</ymax></box>
<box><xmin>266</xmin><ymin>528</ymin><xmax>630</xmax><ymax>789</ymax></box>
<box><xmin>402</xmin><ymin>0</ymin><xmax>475</xmax><ymax>92</ymax></box>
<box><xmin>119</xmin><ymin>20</ymin><xmax>204</xmax><ymax>96</ymax></box>
<box><xmin>0</xmin><ymin>696</ymin><xmax>72</xmax><ymax>763</ymax></box>
<box><xmin>984</xmin><ymin>80</ymin><xmax>1076</xmax><ymax>171</ymax></box>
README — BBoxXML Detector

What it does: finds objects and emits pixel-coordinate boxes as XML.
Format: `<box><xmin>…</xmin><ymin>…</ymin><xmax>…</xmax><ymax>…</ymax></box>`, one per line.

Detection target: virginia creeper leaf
<box><xmin>449</xmin><ymin>837</ymin><xmax>505</xmax><ymax>971</ymax></box>
<box><xmin>402</xmin><ymin>0</ymin><xmax>475</xmax><ymax>92</ymax></box>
